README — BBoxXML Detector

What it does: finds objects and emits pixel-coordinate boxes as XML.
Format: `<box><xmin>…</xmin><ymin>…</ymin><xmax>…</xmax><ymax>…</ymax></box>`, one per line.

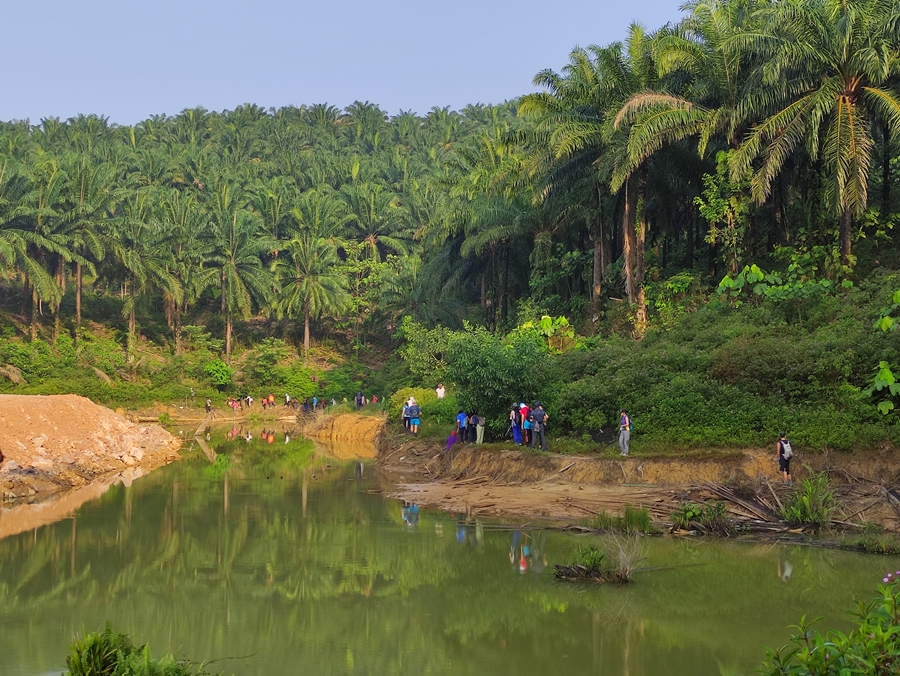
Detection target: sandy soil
<box><xmin>0</xmin><ymin>394</ymin><xmax>181</xmax><ymax>515</ymax></box>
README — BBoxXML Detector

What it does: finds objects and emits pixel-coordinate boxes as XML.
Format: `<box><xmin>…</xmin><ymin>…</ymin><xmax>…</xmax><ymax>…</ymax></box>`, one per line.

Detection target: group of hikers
<box><xmin>507</xmin><ymin>402</ymin><xmax>549</xmax><ymax>451</ymax></box>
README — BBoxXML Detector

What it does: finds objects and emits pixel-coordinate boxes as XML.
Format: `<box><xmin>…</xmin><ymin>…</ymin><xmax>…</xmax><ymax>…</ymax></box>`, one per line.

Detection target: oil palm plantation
<box><xmin>731</xmin><ymin>0</ymin><xmax>900</xmax><ymax>267</ymax></box>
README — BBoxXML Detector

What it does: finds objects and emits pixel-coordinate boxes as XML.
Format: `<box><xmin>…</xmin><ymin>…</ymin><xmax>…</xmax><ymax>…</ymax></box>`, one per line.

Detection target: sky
<box><xmin>2</xmin><ymin>0</ymin><xmax>684</xmax><ymax>125</ymax></box>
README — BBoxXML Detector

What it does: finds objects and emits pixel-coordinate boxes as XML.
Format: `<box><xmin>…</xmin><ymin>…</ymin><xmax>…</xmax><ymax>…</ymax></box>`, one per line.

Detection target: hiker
<box><xmin>205</xmin><ymin>398</ymin><xmax>212</xmax><ymax>414</ymax></box>
<box><xmin>777</xmin><ymin>432</ymin><xmax>793</xmax><ymax>485</ymax></box>
<box><xmin>475</xmin><ymin>412</ymin><xmax>485</xmax><ymax>444</ymax></box>
<box><xmin>510</xmin><ymin>405</ymin><xmax>522</xmax><ymax>445</ymax></box>
<box><xmin>456</xmin><ymin>410</ymin><xmax>468</xmax><ymax>443</ymax></box>
<box><xmin>268</xmin><ymin>393</ymin><xmax>275</xmax><ymax>408</ymax></box>
<box><xmin>190</xmin><ymin>387</ymin><xmax>195</xmax><ymax>403</ymax></box>
<box><xmin>312</xmin><ymin>395</ymin><xmax>318</xmax><ymax>409</ymax></box>
<box><xmin>467</xmin><ymin>411</ymin><xmax>477</xmax><ymax>444</ymax></box>
<box><xmin>446</xmin><ymin>428</ymin><xmax>458</xmax><ymax>452</ymax></box>
<box><xmin>436</xmin><ymin>383</ymin><xmax>446</xmax><ymax>399</ymax></box>
<box><xmin>245</xmin><ymin>395</ymin><xmax>253</xmax><ymax>408</ymax></box>
<box><xmin>355</xmin><ymin>391</ymin><xmax>364</xmax><ymax>410</ymax></box>
<box><xmin>402</xmin><ymin>401</ymin><xmax>411</xmax><ymax>431</ymax></box>
<box><xmin>619</xmin><ymin>409</ymin><xmax>632</xmax><ymax>456</ymax></box>
<box><xmin>408</xmin><ymin>398</ymin><xmax>421</xmax><ymax>436</ymax></box>
<box><xmin>529</xmin><ymin>402</ymin><xmax>548</xmax><ymax>452</ymax></box>
<box><xmin>520</xmin><ymin>403</ymin><xmax>531</xmax><ymax>445</ymax></box>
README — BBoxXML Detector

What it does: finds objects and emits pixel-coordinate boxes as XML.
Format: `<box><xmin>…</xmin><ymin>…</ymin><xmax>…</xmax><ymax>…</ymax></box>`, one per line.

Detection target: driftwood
<box><xmin>700</xmin><ymin>482</ymin><xmax>779</xmax><ymax>521</ymax></box>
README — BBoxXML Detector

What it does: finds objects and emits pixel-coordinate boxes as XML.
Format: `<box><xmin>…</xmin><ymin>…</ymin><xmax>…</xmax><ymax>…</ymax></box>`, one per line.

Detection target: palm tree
<box><xmin>206</xmin><ymin>181</ymin><xmax>273</xmax><ymax>358</ymax></box>
<box><xmin>340</xmin><ymin>182</ymin><xmax>409</xmax><ymax>260</ymax></box>
<box><xmin>273</xmin><ymin>232</ymin><xmax>351</xmax><ymax>358</ymax></box>
<box><xmin>731</xmin><ymin>0</ymin><xmax>900</xmax><ymax>267</ymax></box>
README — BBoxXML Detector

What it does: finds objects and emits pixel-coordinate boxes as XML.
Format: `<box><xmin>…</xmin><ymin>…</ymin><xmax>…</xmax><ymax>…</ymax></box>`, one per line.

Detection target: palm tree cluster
<box><xmin>503</xmin><ymin>0</ymin><xmax>900</xmax><ymax>332</ymax></box>
<box><xmin>0</xmin><ymin>103</ymin><xmax>515</xmax><ymax>357</ymax></box>
<box><xmin>3</xmin><ymin>0</ymin><xmax>900</xmax><ymax>359</ymax></box>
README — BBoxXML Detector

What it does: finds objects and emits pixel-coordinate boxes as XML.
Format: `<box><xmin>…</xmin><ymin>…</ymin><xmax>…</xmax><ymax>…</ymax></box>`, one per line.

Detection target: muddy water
<box><xmin>0</xmin><ymin>427</ymin><xmax>894</xmax><ymax>676</ymax></box>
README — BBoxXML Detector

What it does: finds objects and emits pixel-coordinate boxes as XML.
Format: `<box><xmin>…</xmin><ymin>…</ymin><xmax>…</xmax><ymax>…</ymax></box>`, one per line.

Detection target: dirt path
<box><xmin>0</xmin><ymin>394</ymin><xmax>181</xmax><ymax>513</ymax></box>
<box><xmin>377</xmin><ymin>437</ymin><xmax>900</xmax><ymax>530</ymax></box>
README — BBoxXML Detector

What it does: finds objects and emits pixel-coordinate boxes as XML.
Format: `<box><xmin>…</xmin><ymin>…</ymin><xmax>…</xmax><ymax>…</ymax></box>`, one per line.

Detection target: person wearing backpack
<box><xmin>408</xmin><ymin>399</ymin><xmax>422</xmax><ymax>436</ymax></box>
<box><xmin>475</xmin><ymin>412</ymin><xmax>485</xmax><ymax>444</ymax></box>
<box><xmin>510</xmin><ymin>405</ymin><xmax>523</xmax><ymax>445</ymax></box>
<box><xmin>529</xmin><ymin>403</ymin><xmax>548</xmax><ymax>452</ymax></box>
<box><xmin>777</xmin><ymin>432</ymin><xmax>793</xmax><ymax>485</ymax></box>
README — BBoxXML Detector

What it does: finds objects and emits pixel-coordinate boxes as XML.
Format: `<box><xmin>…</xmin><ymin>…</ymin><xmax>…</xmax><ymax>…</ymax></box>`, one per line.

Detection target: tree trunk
<box><xmin>883</xmin><ymin>121</ymin><xmax>891</xmax><ymax>216</ymax></box>
<box><xmin>304</xmin><ymin>304</ymin><xmax>311</xmax><ymax>359</ymax></box>
<box><xmin>30</xmin><ymin>289</ymin><xmax>38</xmax><ymax>342</ymax></box>
<box><xmin>127</xmin><ymin>288</ymin><xmax>136</xmax><ymax>365</ymax></box>
<box><xmin>592</xmin><ymin>219</ymin><xmax>603</xmax><ymax>304</ymax></box>
<box><xmin>75</xmin><ymin>262</ymin><xmax>83</xmax><ymax>337</ymax></box>
<box><xmin>174</xmin><ymin>302</ymin><xmax>183</xmax><ymax>355</ymax></box>
<box><xmin>500</xmin><ymin>240</ymin><xmax>509</xmax><ymax>326</ymax></box>
<box><xmin>840</xmin><ymin>206</ymin><xmax>853</xmax><ymax>269</ymax></box>
<box><xmin>622</xmin><ymin>174</ymin><xmax>639</xmax><ymax>305</ymax></box>
<box><xmin>225</xmin><ymin>311</ymin><xmax>232</xmax><ymax>359</ymax></box>
<box><xmin>685</xmin><ymin>205</ymin><xmax>695</xmax><ymax>268</ymax></box>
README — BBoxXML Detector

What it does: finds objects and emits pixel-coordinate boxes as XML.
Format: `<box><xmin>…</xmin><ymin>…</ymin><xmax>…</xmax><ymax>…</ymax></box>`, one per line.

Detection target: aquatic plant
<box><xmin>780</xmin><ymin>471</ymin><xmax>835</xmax><ymax>530</ymax></box>
<box><xmin>670</xmin><ymin>501</ymin><xmax>732</xmax><ymax>534</ymax></box>
<box><xmin>589</xmin><ymin>505</ymin><xmax>656</xmax><ymax>534</ymax></box>
<box><xmin>760</xmin><ymin>573</ymin><xmax>900</xmax><ymax>675</ymax></box>
<box><xmin>66</xmin><ymin>624</ymin><xmax>217</xmax><ymax>676</ymax></box>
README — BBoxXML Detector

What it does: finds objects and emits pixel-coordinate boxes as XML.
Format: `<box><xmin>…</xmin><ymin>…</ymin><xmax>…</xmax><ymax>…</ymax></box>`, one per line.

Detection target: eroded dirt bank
<box><xmin>377</xmin><ymin>438</ymin><xmax>900</xmax><ymax>530</ymax></box>
<box><xmin>301</xmin><ymin>413</ymin><xmax>386</xmax><ymax>457</ymax></box>
<box><xmin>0</xmin><ymin>394</ymin><xmax>181</xmax><ymax>518</ymax></box>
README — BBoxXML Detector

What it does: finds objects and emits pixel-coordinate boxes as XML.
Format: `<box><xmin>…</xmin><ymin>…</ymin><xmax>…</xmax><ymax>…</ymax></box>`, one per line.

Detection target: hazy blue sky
<box><xmin>3</xmin><ymin>0</ymin><xmax>684</xmax><ymax>124</ymax></box>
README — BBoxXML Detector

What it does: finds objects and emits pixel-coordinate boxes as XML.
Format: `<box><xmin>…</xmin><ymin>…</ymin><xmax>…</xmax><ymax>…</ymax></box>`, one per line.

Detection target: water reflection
<box><xmin>0</xmin><ymin>429</ymin><xmax>894</xmax><ymax>676</ymax></box>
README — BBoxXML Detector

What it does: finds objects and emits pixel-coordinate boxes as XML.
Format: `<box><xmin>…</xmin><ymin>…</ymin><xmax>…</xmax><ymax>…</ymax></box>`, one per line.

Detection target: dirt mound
<box><xmin>0</xmin><ymin>394</ymin><xmax>181</xmax><ymax>506</ymax></box>
<box><xmin>302</xmin><ymin>413</ymin><xmax>386</xmax><ymax>448</ymax></box>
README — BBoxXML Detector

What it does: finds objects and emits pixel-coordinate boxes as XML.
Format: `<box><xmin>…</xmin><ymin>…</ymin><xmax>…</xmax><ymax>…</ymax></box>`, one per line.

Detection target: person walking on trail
<box><xmin>456</xmin><ymin>410</ymin><xmax>468</xmax><ymax>443</ymax></box>
<box><xmin>446</xmin><ymin>428</ymin><xmax>458</xmax><ymax>452</ymax></box>
<box><xmin>619</xmin><ymin>409</ymin><xmax>632</xmax><ymax>456</ymax></box>
<box><xmin>529</xmin><ymin>403</ymin><xmax>548</xmax><ymax>452</ymax></box>
<box><xmin>408</xmin><ymin>399</ymin><xmax>421</xmax><ymax>436</ymax></box>
<box><xmin>205</xmin><ymin>398</ymin><xmax>212</xmax><ymax>414</ymax></box>
<box><xmin>510</xmin><ymin>405</ymin><xmax>523</xmax><ymax>445</ymax></box>
<box><xmin>355</xmin><ymin>391</ymin><xmax>364</xmax><ymax>410</ymax></box>
<box><xmin>475</xmin><ymin>412</ymin><xmax>485</xmax><ymax>444</ymax></box>
<box><xmin>776</xmin><ymin>432</ymin><xmax>793</xmax><ymax>485</ymax></box>
<box><xmin>402</xmin><ymin>401</ymin><xmax>411</xmax><ymax>432</ymax></box>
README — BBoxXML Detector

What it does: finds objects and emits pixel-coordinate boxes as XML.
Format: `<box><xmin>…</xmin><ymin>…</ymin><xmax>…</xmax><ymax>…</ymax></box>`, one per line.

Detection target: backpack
<box><xmin>409</xmin><ymin>405</ymin><xmax>421</xmax><ymax>418</ymax></box>
<box><xmin>782</xmin><ymin>440</ymin><xmax>793</xmax><ymax>459</ymax></box>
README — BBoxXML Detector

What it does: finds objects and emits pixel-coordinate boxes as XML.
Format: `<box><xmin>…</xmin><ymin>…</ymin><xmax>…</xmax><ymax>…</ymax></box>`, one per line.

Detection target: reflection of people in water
<box><xmin>530</xmin><ymin>530</ymin><xmax>548</xmax><ymax>574</ymax></box>
<box><xmin>401</xmin><ymin>502</ymin><xmax>419</xmax><ymax>528</ymax></box>
<box><xmin>777</xmin><ymin>557</ymin><xmax>793</xmax><ymax>583</ymax></box>
<box><xmin>456</xmin><ymin>517</ymin><xmax>467</xmax><ymax>544</ymax></box>
<box><xmin>509</xmin><ymin>530</ymin><xmax>522</xmax><ymax>565</ymax></box>
<box><xmin>354</xmin><ymin>462</ymin><xmax>364</xmax><ymax>481</ymax></box>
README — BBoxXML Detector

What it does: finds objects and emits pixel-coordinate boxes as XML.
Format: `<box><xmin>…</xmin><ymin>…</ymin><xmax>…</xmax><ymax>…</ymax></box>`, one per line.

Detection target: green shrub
<box><xmin>389</xmin><ymin>387</ymin><xmax>458</xmax><ymax>425</ymax></box>
<box><xmin>671</xmin><ymin>501</ymin><xmax>732</xmax><ymax>533</ymax></box>
<box><xmin>759</xmin><ymin>577</ymin><xmax>900</xmax><ymax>675</ymax></box>
<box><xmin>203</xmin><ymin>359</ymin><xmax>233</xmax><ymax>388</ymax></box>
<box><xmin>781</xmin><ymin>470</ymin><xmax>835</xmax><ymax>529</ymax></box>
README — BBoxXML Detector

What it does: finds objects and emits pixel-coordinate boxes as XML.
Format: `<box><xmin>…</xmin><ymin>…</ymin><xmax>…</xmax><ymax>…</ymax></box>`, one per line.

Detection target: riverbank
<box><xmin>377</xmin><ymin>434</ymin><xmax>900</xmax><ymax>532</ymax></box>
<box><xmin>0</xmin><ymin>394</ymin><xmax>181</xmax><ymax>521</ymax></box>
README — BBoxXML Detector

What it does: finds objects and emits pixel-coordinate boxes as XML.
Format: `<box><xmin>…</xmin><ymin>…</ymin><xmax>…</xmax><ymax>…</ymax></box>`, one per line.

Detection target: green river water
<box><xmin>0</xmin><ymin>427</ymin><xmax>895</xmax><ymax>676</ymax></box>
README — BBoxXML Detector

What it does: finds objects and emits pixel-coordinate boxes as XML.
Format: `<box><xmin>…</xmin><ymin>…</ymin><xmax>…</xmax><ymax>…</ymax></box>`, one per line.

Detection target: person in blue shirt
<box><xmin>456</xmin><ymin>410</ymin><xmax>468</xmax><ymax>443</ymax></box>
<box><xmin>619</xmin><ymin>409</ymin><xmax>632</xmax><ymax>456</ymax></box>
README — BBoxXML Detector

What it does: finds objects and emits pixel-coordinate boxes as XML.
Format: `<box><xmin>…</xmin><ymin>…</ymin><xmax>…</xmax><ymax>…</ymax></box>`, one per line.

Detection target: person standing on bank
<box><xmin>529</xmin><ymin>403</ymin><xmax>548</xmax><ymax>452</ymax></box>
<box><xmin>776</xmin><ymin>432</ymin><xmax>793</xmax><ymax>485</ymax></box>
<box><xmin>436</xmin><ymin>383</ymin><xmax>446</xmax><ymax>399</ymax></box>
<box><xmin>619</xmin><ymin>409</ymin><xmax>632</xmax><ymax>456</ymax></box>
